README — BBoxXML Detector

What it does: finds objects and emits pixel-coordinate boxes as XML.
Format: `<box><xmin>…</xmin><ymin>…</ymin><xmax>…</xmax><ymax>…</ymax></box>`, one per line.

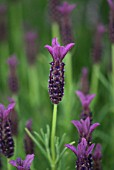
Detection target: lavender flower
<box><xmin>9</xmin><ymin>154</ymin><xmax>34</xmax><ymax>170</ymax></box>
<box><xmin>7</xmin><ymin>55</ymin><xmax>19</xmax><ymax>94</ymax></box>
<box><xmin>76</xmin><ymin>90</ymin><xmax>96</xmax><ymax>119</ymax></box>
<box><xmin>0</xmin><ymin>102</ymin><xmax>15</xmax><ymax>158</ymax></box>
<box><xmin>25</xmin><ymin>31</ymin><xmax>38</xmax><ymax>65</ymax></box>
<box><xmin>24</xmin><ymin>119</ymin><xmax>34</xmax><ymax>154</ymax></box>
<box><xmin>65</xmin><ymin>138</ymin><xmax>95</xmax><ymax>169</ymax></box>
<box><xmin>80</xmin><ymin>67</ymin><xmax>89</xmax><ymax>95</ymax></box>
<box><xmin>93</xmin><ymin>144</ymin><xmax>102</xmax><ymax>170</ymax></box>
<box><xmin>72</xmin><ymin>117</ymin><xmax>100</xmax><ymax>142</ymax></box>
<box><xmin>0</xmin><ymin>4</ymin><xmax>7</xmax><ymax>41</ymax></box>
<box><xmin>92</xmin><ymin>24</ymin><xmax>106</xmax><ymax>63</ymax></box>
<box><xmin>107</xmin><ymin>0</ymin><xmax>114</xmax><ymax>43</ymax></box>
<box><xmin>57</xmin><ymin>2</ymin><xmax>76</xmax><ymax>45</ymax></box>
<box><xmin>45</xmin><ymin>37</ymin><xmax>75</xmax><ymax>104</ymax></box>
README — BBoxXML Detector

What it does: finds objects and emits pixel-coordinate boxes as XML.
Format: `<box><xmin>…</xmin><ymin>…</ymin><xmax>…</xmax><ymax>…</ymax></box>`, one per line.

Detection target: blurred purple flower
<box><xmin>65</xmin><ymin>138</ymin><xmax>95</xmax><ymax>169</ymax></box>
<box><xmin>57</xmin><ymin>1</ymin><xmax>76</xmax><ymax>16</ymax></box>
<box><xmin>92</xmin><ymin>24</ymin><xmax>106</xmax><ymax>63</ymax></box>
<box><xmin>45</xmin><ymin>37</ymin><xmax>75</xmax><ymax>104</ymax></box>
<box><xmin>107</xmin><ymin>0</ymin><xmax>114</xmax><ymax>11</ymax></box>
<box><xmin>72</xmin><ymin>117</ymin><xmax>100</xmax><ymax>140</ymax></box>
<box><xmin>9</xmin><ymin>154</ymin><xmax>34</xmax><ymax>170</ymax></box>
<box><xmin>76</xmin><ymin>90</ymin><xmax>95</xmax><ymax>110</ymax></box>
<box><xmin>45</xmin><ymin>37</ymin><xmax>74</xmax><ymax>61</ymax></box>
<box><xmin>0</xmin><ymin>4</ymin><xmax>7</xmax><ymax>41</ymax></box>
<box><xmin>80</xmin><ymin>67</ymin><xmax>89</xmax><ymax>95</ymax></box>
<box><xmin>25</xmin><ymin>31</ymin><xmax>38</xmax><ymax>65</ymax></box>
<box><xmin>7</xmin><ymin>55</ymin><xmax>18</xmax><ymax>70</ymax></box>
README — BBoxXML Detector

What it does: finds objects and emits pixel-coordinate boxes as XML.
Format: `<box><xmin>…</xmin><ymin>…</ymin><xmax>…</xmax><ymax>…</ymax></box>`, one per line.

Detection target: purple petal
<box><xmin>52</xmin><ymin>37</ymin><xmax>60</xmax><ymax>47</ymax></box>
<box><xmin>89</xmin><ymin>123</ymin><xmax>100</xmax><ymax>134</ymax></box>
<box><xmin>9</xmin><ymin>160</ymin><xmax>17</xmax><ymax>167</ymax></box>
<box><xmin>86</xmin><ymin>94</ymin><xmax>96</xmax><ymax>105</ymax></box>
<box><xmin>44</xmin><ymin>45</ymin><xmax>53</xmax><ymax>58</ymax></box>
<box><xmin>23</xmin><ymin>154</ymin><xmax>34</xmax><ymax>168</ymax></box>
<box><xmin>86</xmin><ymin>144</ymin><xmax>95</xmax><ymax>156</ymax></box>
<box><xmin>53</xmin><ymin>46</ymin><xmax>65</xmax><ymax>60</ymax></box>
<box><xmin>77</xmin><ymin>138</ymin><xmax>87</xmax><ymax>156</ymax></box>
<box><xmin>3</xmin><ymin>102</ymin><xmax>15</xmax><ymax>120</ymax></box>
<box><xmin>57</xmin><ymin>2</ymin><xmax>76</xmax><ymax>15</ymax></box>
<box><xmin>65</xmin><ymin>144</ymin><xmax>77</xmax><ymax>155</ymax></box>
<box><xmin>76</xmin><ymin>90</ymin><xmax>85</xmax><ymax>106</ymax></box>
<box><xmin>62</xmin><ymin>43</ymin><xmax>75</xmax><ymax>60</ymax></box>
<box><xmin>80</xmin><ymin>119</ymin><xmax>88</xmax><ymax>135</ymax></box>
<box><xmin>72</xmin><ymin>120</ymin><xmax>82</xmax><ymax>134</ymax></box>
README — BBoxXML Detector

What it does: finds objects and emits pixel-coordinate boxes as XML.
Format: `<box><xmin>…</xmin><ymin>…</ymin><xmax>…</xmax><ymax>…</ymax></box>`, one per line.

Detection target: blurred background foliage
<box><xmin>0</xmin><ymin>0</ymin><xmax>113</xmax><ymax>170</ymax></box>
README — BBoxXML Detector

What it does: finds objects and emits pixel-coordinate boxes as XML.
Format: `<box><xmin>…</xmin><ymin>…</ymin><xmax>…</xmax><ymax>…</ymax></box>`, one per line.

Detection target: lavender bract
<box><xmin>72</xmin><ymin>117</ymin><xmax>100</xmax><ymax>142</ymax></box>
<box><xmin>93</xmin><ymin>144</ymin><xmax>102</xmax><ymax>170</ymax></box>
<box><xmin>0</xmin><ymin>102</ymin><xmax>15</xmax><ymax>158</ymax></box>
<box><xmin>65</xmin><ymin>138</ymin><xmax>95</xmax><ymax>169</ymax></box>
<box><xmin>9</xmin><ymin>154</ymin><xmax>34</xmax><ymax>170</ymax></box>
<box><xmin>45</xmin><ymin>37</ymin><xmax>75</xmax><ymax>104</ymax></box>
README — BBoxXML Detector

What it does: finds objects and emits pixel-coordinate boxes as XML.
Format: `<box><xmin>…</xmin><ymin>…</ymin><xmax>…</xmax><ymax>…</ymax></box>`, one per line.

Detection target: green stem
<box><xmin>52</xmin><ymin>22</ymin><xmax>60</xmax><ymax>40</ymax></box>
<box><xmin>111</xmin><ymin>44</ymin><xmax>114</xmax><ymax>103</ymax></box>
<box><xmin>90</xmin><ymin>63</ymin><xmax>100</xmax><ymax>108</ymax></box>
<box><xmin>7</xmin><ymin>159</ymin><xmax>11</xmax><ymax>170</ymax></box>
<box><xmin>51</xmin><ymin>104</ymin><xmax>58</xmax><ymax>170</ymax></box>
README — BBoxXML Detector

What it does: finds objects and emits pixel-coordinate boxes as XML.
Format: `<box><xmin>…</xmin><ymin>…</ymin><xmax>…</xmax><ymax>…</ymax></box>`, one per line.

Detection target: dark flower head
<box><xmin>9</xmin><ymin>154</ymin><xmax>34</xmax><ymax>170</ymax></box>
<box><xmin>7</xmin><ymin>55</ymin><xmax>18</xmax><ymax>69</ymax></box>
<box><xmin>76</xmin><ymin>90</ymin><xmax>96</xmax><ymax>110</ymax></box>
<box><xmin>57</xmin><ymin>1</ymin><xmax>76</xmax><ymax>16</ymax></box>
<box><xmin>25</xmin><ymin>31</ymin><xmax>37</xmax><ymax>42</ymax></box>
<box><xmin>72</xmin><ymin>117</ymin><xmax>100</xmax><ymax>140</ymax></box>
<box><xmin>26</xmin><ymin>119</ymin><xmax>32</xmax><ymax>131</ymax></box>
<box><xmin>0</xmin><ymin>102</ymin><xmax>15</xmax><ymax>121</ymax></box>
<box><xmin>65</xmin><ymin>138</ymin><xmax>95</xmax><ymax>158</ymax></box>
<box><xmin>45</xmin><ymin>37</ymin><xmax>75</xmax><ymax>61</ymax></box>
<box><xmin>107</xmin><ymin>0</ymin><xmax>114</xmax><ymax>11</ymax></box>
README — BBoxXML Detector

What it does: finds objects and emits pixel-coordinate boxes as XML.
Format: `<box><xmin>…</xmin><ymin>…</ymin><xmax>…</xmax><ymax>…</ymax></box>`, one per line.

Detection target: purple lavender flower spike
<box><xmin>9</xmin><ymin>154</ymin><xmax>34</xmax><ymax>170</ymax></box>
<box><xmin>72</xmin><ymin>117</ymin><xmax>100</xmax><ymax>141</ymax></box>
<box><xmin>65</xmin><ymin>138</ymin><xmax>95</xmax><ymax>169</ymax></box>
<box><xmin>45</xmin><ymin>38</ymin><xmax>75</xmax><ymax>104</ymax></box>
<box><xmin>57</xmin><ymin>2</ymin><xmax>76</xmax><ymax>16</ymax></box>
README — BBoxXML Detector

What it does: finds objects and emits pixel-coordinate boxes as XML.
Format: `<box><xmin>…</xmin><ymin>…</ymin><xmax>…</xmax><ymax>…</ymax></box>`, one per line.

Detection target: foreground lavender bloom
<box><xmin>7</xmin><ymin>55</ymin><xmax>19</xmax><ymax>94</ymax></box>
<box><xmin>80</xmin><ymin>67</ymin><xmax>89</xmax><ymax>95</ymax></box>
<box><xmin>72</xmin><ymin>117</ymin><xmax>100</xmax><ymax>143</ymax></box>
<box><xmin>9</xmin><ymin>154</ymin><xmax>34</xmax><ymax>170</ymax></box>
<box><xmin>76</xmin><ymin>90</ymin><xmax>96</xmax><ymax>119</ymax></box>
<box><xmin>0</xmin><ymin>102</ymin><xmax>15</xmax><ymax>157</ymax></box>
<box><xmin>65</xmin><ymin>138</ymin><xmax>95</xmax><ymax>169</ymax></box>
<box><xmin>93</xmin><ymin>144</ymin><xmax>102</xmax><ymax>170</ymax></box>
<box><xmin>57</xmin><ymin>2</ymin><xmax>76</xmax><ymax>45</ymax></box>
<box><xmin>92</xmin><ymin>24</ymin><xmax>106</xmax><ymax>63</ymax></box>
<box><xmin>107</xmin><ymin>0</ymin><xmax>114</xmax><ymax>43</ymax></box>
<box><xmin>45</xmin><ymin>37</ymin><xmax>75</xmax><ymax>104</ymax></box>
<box><xmin>25</xmin><ymin>31</ymin><xmax>38</xmax><ymax>65</ymax></box>
<box><xmin>24</xmin><ymin>120</ymin><xmax>34</xmax><ymax>154</ymax></box>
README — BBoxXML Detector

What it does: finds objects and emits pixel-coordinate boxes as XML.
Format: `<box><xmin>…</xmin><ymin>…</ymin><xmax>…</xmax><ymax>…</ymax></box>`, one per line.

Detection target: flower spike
<box><xmin>45</xmin><ymin>38</ymin><xmax>75</xmax><ymax>104</ymax></box>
